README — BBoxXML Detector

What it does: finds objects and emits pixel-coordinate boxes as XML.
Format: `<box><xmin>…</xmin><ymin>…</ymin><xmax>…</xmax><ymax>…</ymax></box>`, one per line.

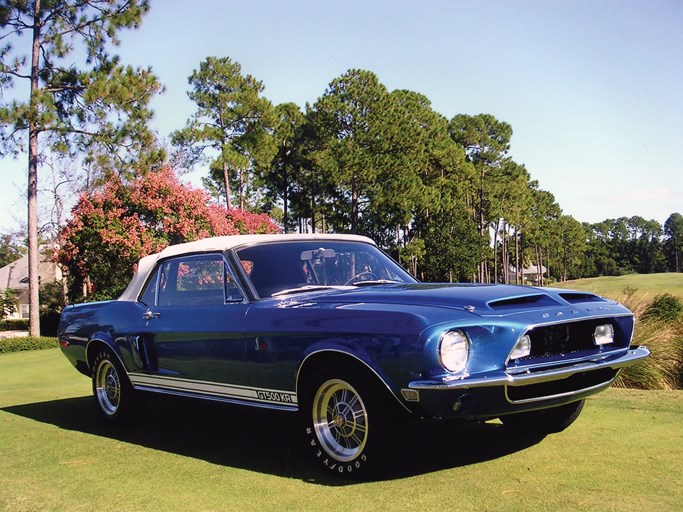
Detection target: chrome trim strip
<box><xmin>408</xmin><ymin>346</ymin><xmax>650</xmax><ymax>391</ymax></box>
<box><xmin>507</xmin><ymin>349</ymin><xmax>625</xmax><ymax>374</ymax></box>
<box><xmin>129</xmin><ymin>373</ymin><xmax>297</xmax><ymax>406</ymax></box>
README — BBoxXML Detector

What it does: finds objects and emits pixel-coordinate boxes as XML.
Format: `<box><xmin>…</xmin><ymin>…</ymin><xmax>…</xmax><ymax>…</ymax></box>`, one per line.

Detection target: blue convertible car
<box><xmin>58</xmin><ymin>234</ymin><xmax>649</xmax><ymax>477</ymax></box>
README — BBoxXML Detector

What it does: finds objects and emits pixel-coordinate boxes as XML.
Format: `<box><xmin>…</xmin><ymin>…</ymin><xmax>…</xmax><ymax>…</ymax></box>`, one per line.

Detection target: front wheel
<box><xmin>91</xmin><ymin>348</ymin><xmax>134</xmax><ymax>423</ymax></box>
<box><xmin>301</xmin><ymin>369</ymin><xmax>389</xmax><ymax>478</ymax></box>
<box><xmin>500</xmin><ymin>399</ymin><xmax>585</xmax><ymax>435</ymax></box>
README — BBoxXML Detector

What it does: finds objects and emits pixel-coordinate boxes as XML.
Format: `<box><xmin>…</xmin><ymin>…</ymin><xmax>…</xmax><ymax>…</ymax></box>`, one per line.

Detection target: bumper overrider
<box><xmin>404</xmin><ymin>346</ymin><xmax>650</xmax><ymax>418</ymax></box>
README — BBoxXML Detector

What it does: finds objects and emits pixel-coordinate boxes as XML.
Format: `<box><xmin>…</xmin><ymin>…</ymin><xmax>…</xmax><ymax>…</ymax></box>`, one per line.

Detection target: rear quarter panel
<box><xmin>58</xmin><ymin>300</ymin><xmax>148</xmax><ymax>375</ymax></box>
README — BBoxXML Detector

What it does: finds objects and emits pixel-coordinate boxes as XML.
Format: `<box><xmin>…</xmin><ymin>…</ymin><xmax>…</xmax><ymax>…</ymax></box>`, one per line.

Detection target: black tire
<box><xmin>500</xmin><ymin>399</ymin><xmax>585</xmax><ymax>435</ymax></box>
<box><xmin>91</xmin><ymin>348</ymin><xmax>134</xmax><ymax>423</ymax></box>
<box><xmin>300</xmin><ymin>368</ymin><xmax>393</xmax><ymax>479</ymax></box>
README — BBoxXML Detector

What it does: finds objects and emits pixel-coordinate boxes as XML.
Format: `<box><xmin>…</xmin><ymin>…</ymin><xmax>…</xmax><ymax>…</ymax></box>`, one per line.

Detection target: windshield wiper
<box><xmin>351</xmin><ymin>280</ymin><xmax>401</xmax><ymax>287</ymax></box>
<box><xmin>271</xmin><ymin>285</ymin><xmax>351</xmax><ymax>297</ymax></box>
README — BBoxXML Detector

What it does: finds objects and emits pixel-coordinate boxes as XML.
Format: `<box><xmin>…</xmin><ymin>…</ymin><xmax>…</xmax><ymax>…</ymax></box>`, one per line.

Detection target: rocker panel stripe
<box><xmin>128</xmin><ymin>373</ymin><xmax>298</xmax><ymax>406</ymax></box>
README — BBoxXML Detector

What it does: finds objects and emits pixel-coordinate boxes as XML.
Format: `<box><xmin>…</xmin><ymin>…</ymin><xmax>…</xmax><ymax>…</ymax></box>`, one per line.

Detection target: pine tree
<box><xmin>0</xmin><ymin>0</ymin><xmax>163</xmax><ymax>335</ymax></box>
<box><xmin>171</xmin><ymin>56</ymin><xmax>276</xmax><ymax>210</ymax></box>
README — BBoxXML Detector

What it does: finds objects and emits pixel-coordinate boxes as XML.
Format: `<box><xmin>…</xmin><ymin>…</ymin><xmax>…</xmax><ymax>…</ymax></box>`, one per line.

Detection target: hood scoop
<box><xmin>487</xmin><ymin>293</ymin><xmax>562</xmax><ymax>312</ymax></box>
<box><xmin>558</xmin><ymin>292</ymin><xmax>607</xmax><ymax>304</ymax></box>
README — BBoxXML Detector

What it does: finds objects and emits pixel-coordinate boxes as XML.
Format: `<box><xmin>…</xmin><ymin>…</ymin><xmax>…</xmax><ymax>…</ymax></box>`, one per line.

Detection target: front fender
<box><xmin>296</xmin><ymin>341</ymin><xmax>411</xmax><ymax>412</ymax></box>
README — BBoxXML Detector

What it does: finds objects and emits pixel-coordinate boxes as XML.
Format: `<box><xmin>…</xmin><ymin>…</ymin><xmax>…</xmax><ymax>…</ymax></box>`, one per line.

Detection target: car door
<box><xmin>129</xmin><ymin>252</ymin><xmax>251</xmax><ymax>400</ymax></box>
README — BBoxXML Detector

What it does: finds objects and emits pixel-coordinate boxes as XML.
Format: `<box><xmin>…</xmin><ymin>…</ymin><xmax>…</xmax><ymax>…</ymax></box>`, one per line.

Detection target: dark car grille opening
<box><xmin>507</xmin><ymin>368</ymin><xmax>619</xmax><ymax>402</ymax></box>
<box><xmin>519</xmin><ymin>319</ymin><xmax>621</xmax><ymax>360</ymax></box>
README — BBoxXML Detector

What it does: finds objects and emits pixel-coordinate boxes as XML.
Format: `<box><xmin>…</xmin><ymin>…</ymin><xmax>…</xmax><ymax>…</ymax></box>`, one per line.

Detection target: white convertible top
<box><xmin>118</xmin><ymin>233</ymin><xmax>375</xmax><ymax>301</ymax></box>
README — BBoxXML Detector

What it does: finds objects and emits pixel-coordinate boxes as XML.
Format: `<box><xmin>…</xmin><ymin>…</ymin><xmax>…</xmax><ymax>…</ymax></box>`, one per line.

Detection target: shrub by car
<box><xmin>58</xmin><ymin>234</ymin><xmax>650</xmax><ymax>477</ymax></box>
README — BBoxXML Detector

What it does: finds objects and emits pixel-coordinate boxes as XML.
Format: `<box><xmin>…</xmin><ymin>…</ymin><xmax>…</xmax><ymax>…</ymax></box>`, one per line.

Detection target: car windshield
<box><xmin>236</xmin><ymin>240</ymin><xmax>417</xmax><ymax>297</ymax></box>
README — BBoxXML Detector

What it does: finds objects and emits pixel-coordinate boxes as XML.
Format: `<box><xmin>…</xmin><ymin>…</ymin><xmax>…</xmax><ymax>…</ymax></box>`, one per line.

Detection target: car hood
<box><xmin>280</xmin><ymin>283</ymin><xmax>620</xmax><ymax>318</ymax></box>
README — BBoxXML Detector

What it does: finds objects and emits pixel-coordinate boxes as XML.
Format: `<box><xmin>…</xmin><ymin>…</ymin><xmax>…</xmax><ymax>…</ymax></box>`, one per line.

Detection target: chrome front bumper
<box><xmin>408</xmin><ymin>346</ymin><xmax>650</xmax><ymax>391</ymax></box>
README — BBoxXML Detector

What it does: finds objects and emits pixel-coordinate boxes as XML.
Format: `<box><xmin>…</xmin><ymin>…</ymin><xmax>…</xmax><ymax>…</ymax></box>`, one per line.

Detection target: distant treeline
<box><xmin>4</xmin><ymin>53</ymin><xmax>681</xmax><ymax>284</ymax></box>
<box><xmin>168</xmin><ymin>63</ymin><xmax>682</xmax><ymax>283</ymax></box>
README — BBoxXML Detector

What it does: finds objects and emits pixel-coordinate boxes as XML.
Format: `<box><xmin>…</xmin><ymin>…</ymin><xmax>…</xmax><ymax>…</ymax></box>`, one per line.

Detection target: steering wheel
<box><xmin>344</xmin><ymin>271</ymin><xmax>378</xmax><ymax>285</ymax></box>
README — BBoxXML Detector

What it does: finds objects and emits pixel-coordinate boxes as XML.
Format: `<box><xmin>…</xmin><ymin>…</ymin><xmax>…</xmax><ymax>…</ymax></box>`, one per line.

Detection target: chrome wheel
<box><xmin>94</xmin><ymin>358</ymin><xmax>121</xmax><ymax>416</ymax></box>
<box><xmin>312</xmin><ymin>379</ymin><xmax>368</xmax><ymax>462</ymax></box>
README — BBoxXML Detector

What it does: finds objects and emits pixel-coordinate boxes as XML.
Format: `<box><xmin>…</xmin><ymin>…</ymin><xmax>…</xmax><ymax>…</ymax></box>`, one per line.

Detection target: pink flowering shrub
<box><xmin>57</xmin><ymin>167</ymin><xmax>279</xmax><ymax>301</ymax></box>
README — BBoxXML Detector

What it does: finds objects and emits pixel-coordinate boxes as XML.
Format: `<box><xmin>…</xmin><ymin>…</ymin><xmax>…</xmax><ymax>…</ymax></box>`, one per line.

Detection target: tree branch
<box><xmin>0</xmin><ymin>9</ymin><xmax>34</xmax><ymax>35</ymax></box>
<box><xmin>0</xmin><ymin>24</ymin><xmax>31</xmax><ymax>42</ymax></box>
<box><xmin>50</xmin><ymin>0</ymin><xmax>138</xmax><ymax>47</ymax></box>
<box><xmin>0</xmin><ymin>68</ymin><xmax>31</xmax><ymax>80</ymax></box>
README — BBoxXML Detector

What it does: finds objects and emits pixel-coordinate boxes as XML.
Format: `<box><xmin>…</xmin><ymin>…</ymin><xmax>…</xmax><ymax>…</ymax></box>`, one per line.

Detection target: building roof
<box><xmin>509</xmin><ymin>264</ymin><xmax>548</xmax><ymax>276</ymax></box>
<box><xmin>0</xmin><ymin>255</ymin><xmax>29</xmax><ymax>290</ymax></box>
<box><xmin>0</xmin><ymin>252</ymin><xmax>59</xmax><ymax>291</ymax></box>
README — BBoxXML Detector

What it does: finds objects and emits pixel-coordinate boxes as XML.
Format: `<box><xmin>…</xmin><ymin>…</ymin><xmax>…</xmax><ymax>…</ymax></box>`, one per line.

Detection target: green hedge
<box><xmin>0</xmin><ymin>319</ymin><xmax>30</xmax><ymax>331</ymax></box>
<box><xmin>0</xmin><ymin>336</ymin><xmax>58</xmax><ymax>354</ymax></box>
<box><xmin>0</xmin><ymin>313</ymin><xmax>60</xmax><ymax>336</ymax></box>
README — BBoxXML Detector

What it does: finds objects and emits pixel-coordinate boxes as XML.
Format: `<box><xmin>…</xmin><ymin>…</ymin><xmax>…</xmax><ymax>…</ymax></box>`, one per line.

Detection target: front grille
<box><xmin>520</xmin><ymin>319</ymin><xmax>618</xmax><ymax>360</ymax></box>
<box><xmin>507</xmin><ymin>368</ymin><xmax>618</xmax><ymax>402</ymax></box>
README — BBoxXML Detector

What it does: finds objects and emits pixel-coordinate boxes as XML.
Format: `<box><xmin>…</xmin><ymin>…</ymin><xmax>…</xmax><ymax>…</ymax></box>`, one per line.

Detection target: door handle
<box><xmin>142</xmin><ymin>309</ymin><xmax>160</xmax><ymax>320</ymax></box>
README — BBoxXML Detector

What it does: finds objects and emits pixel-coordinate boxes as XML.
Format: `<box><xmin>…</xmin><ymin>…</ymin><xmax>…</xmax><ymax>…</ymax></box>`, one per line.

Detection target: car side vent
<box><xmin>488</xmin><ymin>294</ymin><xmax>560</xmax><ymax>311</ymax></box>
<box><xmin>558</xmin><ymin>292</ymin><xmax>606</xmax><ymax>304</ymax></box>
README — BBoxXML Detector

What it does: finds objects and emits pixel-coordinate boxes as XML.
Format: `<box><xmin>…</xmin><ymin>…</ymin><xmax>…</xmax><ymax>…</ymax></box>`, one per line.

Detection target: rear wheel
<box><xmin>500</xmin><ymin>399</ymin><xmax>585</xmax><ymax>435</ymax></box>
<box><xmin>301</xmin><ymin>368</ymin><xmax>392</xmax><ymax>478</ymax></box>
<box><xmin>91</xmin><ymin>348</ymin><xmax>134</xmax><ymax>423</ymax></box>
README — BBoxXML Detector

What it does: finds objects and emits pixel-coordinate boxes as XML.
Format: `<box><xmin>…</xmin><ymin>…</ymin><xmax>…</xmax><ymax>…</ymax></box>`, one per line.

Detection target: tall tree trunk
<box><xmin>283</xmin><ymin>168</ymin><xmax>289</xmax><ymax>233</ymax></box>
<box><xmin>502</xmin><ymin>221</ymin><xmax>509</xmax><ymax>284</ymax></box>
<box><xmin>536</xmin><ymin>245</ymin><xmax>543</xmax><ymax>286</ymax></box>
<box><xmin>515</xmin><ymin>228</ymin><xmax>520</xmax><ymax>285</ymax></box>
<box><xmin>493</xmin><ymin>219</ymin><xmax>499</xmax><ymax>284</ymax></box>
<box><xmin>351</xmin><ymin>181</ymin><xmax>358</xmax><ymax>234</ymax></box>
<box><xmin>310</xmin><ymin>197</ymin><xmax>316</xmax><ymax>233</ymax></box>
<box><xmin>222</xmin><ymin>163</ymin><xmax>232</xmax><ymax>209</ymax></box>
<box><xmin>27</xmin><ymin>0</ymin><xmax>42</xmax><ymax>337</ymax></box>
<box><xmin>478</xmin><ymin>167</ymin><xmax>486</xmax><ymax>283</ymax></box>
<box><xmin>238</xmin><ymin>168</ymin><xmax>244</xmax><ymax>209</ymax></box>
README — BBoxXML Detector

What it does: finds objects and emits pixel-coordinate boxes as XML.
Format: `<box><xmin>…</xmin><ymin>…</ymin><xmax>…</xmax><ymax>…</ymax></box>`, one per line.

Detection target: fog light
<box><xmin>508</xmin><ymin>334</ymin><xmax>531</xmax><ymax>360</ymax></box>
<box><xmin>594</xmin><ymin>324</ymin><xmax>614</xmax><ymax>345</ymax></box>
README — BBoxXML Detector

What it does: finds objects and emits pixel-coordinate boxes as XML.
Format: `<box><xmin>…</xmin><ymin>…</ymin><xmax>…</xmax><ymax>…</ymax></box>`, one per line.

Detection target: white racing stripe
<box><xmin>129</xmin><ymin>373</ymin><xmax>298</xmax><ymax>406</ymax></box>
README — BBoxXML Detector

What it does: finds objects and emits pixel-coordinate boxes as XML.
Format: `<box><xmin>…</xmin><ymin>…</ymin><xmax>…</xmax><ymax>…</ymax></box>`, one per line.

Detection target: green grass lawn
<box><xmin>2</xmin><ymin>349</ymin><xmax>682</xmax><ymax>512</ymax></box>
<box><xmin>556</xmin><ymin>272</ymin><xmax>683</xmax><ymax>300</ymax></box>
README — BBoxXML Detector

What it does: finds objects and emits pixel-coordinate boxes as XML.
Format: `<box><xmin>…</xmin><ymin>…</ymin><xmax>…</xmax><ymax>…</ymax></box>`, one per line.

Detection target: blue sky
<box><xmin>1</xmin><ymin>0</ymin><xmax>681</xmax><ymax>232</ymax></box>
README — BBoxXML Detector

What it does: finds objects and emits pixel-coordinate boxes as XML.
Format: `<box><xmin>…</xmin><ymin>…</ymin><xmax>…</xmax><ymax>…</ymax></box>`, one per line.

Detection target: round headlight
<box><xmin>439</xmin><ymin>330</ymin><xmax>470</xmax><ymax>373</ymax></box>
